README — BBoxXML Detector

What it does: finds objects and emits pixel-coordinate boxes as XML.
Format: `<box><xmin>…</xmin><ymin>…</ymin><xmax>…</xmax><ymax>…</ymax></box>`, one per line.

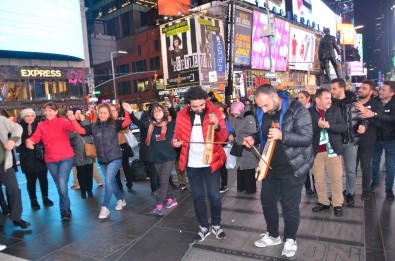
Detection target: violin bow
<box><xmin>244</xmin><ymin>139</ymin><xmax>272</xmax><ymax>171</ymax></box>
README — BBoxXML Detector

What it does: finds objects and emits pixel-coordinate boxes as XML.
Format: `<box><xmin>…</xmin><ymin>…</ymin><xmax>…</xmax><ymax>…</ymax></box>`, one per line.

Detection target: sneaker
<box><xmin>164</xmin><ymin>198</ymin><xmax>178</xmax><ymax>209</ymax></box>
<box><xmin>98</xmin><ymin>206</ymin><xmax>110</xmax><ymax>219</ymax></box>
<box><xmin>370</xmin><ymin>182</ymin><xmax>379</xmax><ymax>193</ymax></box>
<box><xmin>212</xmin><ymin>225</ymin><xmax>226</xmax><ymax>239</ymax></box>
<box><xmin>306</xmin><ymin>188</ymin><xmax>316</xmax><ymax>196</ymax></box>
<box><xmin>195</xmin><ymin>225</ymin><xmax>211</xmax><ymax>242</ymax></box>
<box><xmin>282</xmin><ymin>239</ymin><xmax>297</xmax><ymax>257</ymax></box>
<box><xmin>153</xmin><ymin>204</ymin><xmax>163</xmax><ymax>215</ymax></box>
<box><xmin>254</xmin><ymin>232</ymin><xmax>282</xmax><ymax>248</ymax></box>
<box><xmin>220</xmin><ymin>186</ymin><xmax>229</xmax><ymax>193</ymax></box>
<box><xmin>97</xmin><ymin>183</ymin><xmax>103</xmax><ymax>187</ymax></box>
<box><xmin>361</xmin><ymin>191</ymin><xmax>371</xmax><ymax>201</ymax></box>
<box><xmin>345</xmin><ymin>194</ymin><xmax>355</xmax><ymax>207</ymax></box>
<box><xmin>0</xmin><ymin>244</ymin><xmax>6</xmax><ymax>251</ymax></box>
<box><xmin>115</xmin><ymin>199</ymin><xmax>126</xmax><ymax>211</ymax></box>
<box><xmin>61</xmin><ymin>210</ymin><xmax>71</xmax><ymax>222</ymax></box>
<box><xmin>70</xmin><ymin>185</ymin><xmax>80</xmax><ymax>190</ymax></box>
<box><xmin>386</xmin><ymin>190</ymin><xmax>395</xmax><ymax>201</ymax></box>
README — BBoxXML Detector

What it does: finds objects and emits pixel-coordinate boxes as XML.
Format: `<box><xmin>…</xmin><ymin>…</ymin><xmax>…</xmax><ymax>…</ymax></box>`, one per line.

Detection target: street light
<box><xmin>111</xmin><ymin>50</ymin><xmax>127</xmax><ymax>102</ymax></box>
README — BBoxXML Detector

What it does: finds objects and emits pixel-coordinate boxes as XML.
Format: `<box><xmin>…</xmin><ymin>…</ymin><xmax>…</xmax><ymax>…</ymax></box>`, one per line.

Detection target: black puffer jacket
<box><xmin>18</xmin><ymin>120</ymin><xmax>47</xmax><ymax>174</ymax></box>
<box><xmin>254</xmin><ymin>91</ymin><xmax>314</xmax><ymax>181</ymax></box>
<box><xmin>376</xmin><ymin>96</ymin><xmax>395</xmax><ymax>142</ymax></box>
<box><xmin>309</xmin><ymin>105</ymin><xmax>347</xmax><ymax>156</ymax></box>
<box><xmin>92</xmin><ymin>121</ymin><xmax>122</xmax><ymax>164</ymax></box>
<box><xmin>332</xmin><ymin>90</ymin><xmax>367</xmax><ymax>144</ymax></box>
<box><xmin>358</xmin><ymin>97</ymin><xmax>383</xmax><ymax>146</ymax></box>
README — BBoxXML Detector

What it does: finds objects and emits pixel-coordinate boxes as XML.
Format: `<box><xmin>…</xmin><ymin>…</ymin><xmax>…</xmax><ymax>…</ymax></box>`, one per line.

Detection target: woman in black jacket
<box><xmin>19</xmin><ymin>109</ymin><xmax>53</xmax><ymax>210</ymax></box>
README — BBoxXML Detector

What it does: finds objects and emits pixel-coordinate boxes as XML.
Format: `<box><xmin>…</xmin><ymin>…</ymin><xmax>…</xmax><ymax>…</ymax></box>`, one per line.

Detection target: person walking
<box><xmin>243</xmin><ymin>84</ymin><xmax>314</xmax><ymax>258</ymax></box>
<box><xmin>18</xmin><ymin>108</ymin><xmax>54</xmax><ymax>210</ymax></box>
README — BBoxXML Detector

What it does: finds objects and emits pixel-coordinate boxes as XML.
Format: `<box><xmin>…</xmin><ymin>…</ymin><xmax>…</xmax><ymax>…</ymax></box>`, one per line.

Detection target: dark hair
<box><xmin>361</xmin><ymin>80</ymin><xmax>376</xmax><ymax>91</ymax></box>
<box><xmin>330</xmin><ymin>78</ymin><xmax>346</xmax><ymax>88</ymax></box>
<box><xmin>95</xmin><ymin>103</ymin><xmax>116</xmax><ymax>126</ymax></box>
<box><xmin>184</xmin><ymin>87</ymin><xmax>208</xmax><ymax>104</ymax></box>
<box><xmin>314</xmin><ymin>88</ymin><xmax>331</xmax><ymax>99</ymax></box>
<box><xmin>383</xmin><ymin>81</ymin><xmax>395</xmax><ymax>93</ymax></box>
<box><xmin>173</xmin><ymin>35</ymin><xmax>182</xmax><ymax>47</ymax></box>
<box><xmin>254</xmin><ymin>84</ymin><xmax>276</xmax><ymax>97</ymax></box>
<box><xmin>299</xmin><ymin>91</ymin><xmax>311</xmax><ymax>101</ymax></box>
<box><xmin>214</xmin><ymin>102</ymin><xmax>229</xmax><ymax>119</ymax></box>
<box><xmin>43</xmin><ymin>102</ymin><xmax>58</xmax><ymax>111</ymax></box>
<box><xmin>150</xmin><ymin>103</ymin><xmax>169</xmax><ymax>122</ymax></box>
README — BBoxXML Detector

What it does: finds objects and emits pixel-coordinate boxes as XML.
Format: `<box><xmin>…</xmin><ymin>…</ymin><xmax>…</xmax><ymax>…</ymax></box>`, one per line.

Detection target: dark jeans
<box><xmin>76</xmin><ymin>164</ymin><xmax>93</xmax><ymax>196</ymax></box>
<box><xmin>237</xmin><ymin>168</ymin><xmax>256</xmax><ymax>193</ymax></box>
<box><xmin>357</xmin><ymin>145</ymin><xmax>375</xmax><ymax>193</ymax></box>
<box><xmin>0</xmin><ymin>164</ymin><xmax>22</xmax><ymax>221</ymax></box>
<box><xmin>155</xmin><ymin>161</ymin><xmax>176</xmax><ymax>205</ymax></box>
<box><xmin>220</xmin><ymin>163</ymin><xmax>228</xmax><ymax>187</ymax></box>
<box><xmin>304</xmin><ymin>172</ymin><xmax>316</xmax><ymax>191</ymax></box>
<box><xmin>261</xmin><ymin>172</ymin><xmax>304</xmax><ymax>241</ymax></box>
<box><xmin>25</xmin><ymin>170</ymin><xmax>49</xmax><ymax>200</ymax></box>
<box><xmin>115</xmin><ymin>154</ymin><xmax>134</xmax><ymax>191</ymax></box>
<box><xmin>187</xmin><ymin>167</ymin><xmax>221</xmax><ymax>228</ymax></box>
<box><xmin>146</xmin><ymin>161</ymin><xmax>160</xmax><ymax>192</ymax></box>
<box><xmin>372</xmin><ymin>140</ymin><xmax>395</xmax><ymax>190</ymax></box>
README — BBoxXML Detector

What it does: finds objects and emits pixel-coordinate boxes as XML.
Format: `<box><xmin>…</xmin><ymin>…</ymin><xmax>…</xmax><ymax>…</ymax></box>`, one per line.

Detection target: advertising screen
<box><xmin>251</xmin><ymin>11</ymin><xmax>289</xmax><ymax>71</ymax></box>
<box><xmin>160</xmin><ymin>16</ymin><xmax>199</xmax><ymax>88</ymax></box>
<box><xmin>292</xmin><ymin>0</ymin><xmax>313</xmax><ymax>21</ymax></box>
<box><xmin>288</xmin><ymin>25</ymin><xmax>316</xmax><ymax>71</ymax></box>
<box><xmin>0</xmin><ymin>0</ymin><xmax>84</xmax><ymax>60</ymax></box>
<box><xmin>233</xmin><ymin>9</ymin><xmax>252</xmax><ymax>66</ymax></box>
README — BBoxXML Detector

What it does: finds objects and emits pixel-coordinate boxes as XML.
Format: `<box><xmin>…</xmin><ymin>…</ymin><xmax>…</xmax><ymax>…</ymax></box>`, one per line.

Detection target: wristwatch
<box><xmin>374</xmin><ymin>112</ymin><xmax>377</xmax><ymax>117</ymax></box>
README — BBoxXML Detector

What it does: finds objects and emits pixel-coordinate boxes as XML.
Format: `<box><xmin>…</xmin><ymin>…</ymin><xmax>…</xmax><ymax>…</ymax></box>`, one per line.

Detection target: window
<box><xmin>137</xmin><ymin>44</ymin><xmax>142</xmax><ymax>56</ymax></box>
<box><xmin>133</xmin><ymin>78</ymin><xmax>148</xmax><ymax>93</ymax></box>
<box><xmin>116</xmin><ymin>64</ymin><xmax>129</xmax><ymax>75</ymax></box>
<box><xmin>118</xmin><ymin>81</ymin><xmax>131</xmax><ymax>95</ymax></box>
<box><xmin>154</xmin><ymin>40</ymin><xmax>160</xmax><ymax>51</ymax></box>
<box><xmin>149</xmin><ymin>56</ymin><xmax>161</xmax><ymax>70</ymax></box>
<box><xmin>131</xmin><ymin>60</ymin><xmax>147</xmax><ymax>73</ymax></box>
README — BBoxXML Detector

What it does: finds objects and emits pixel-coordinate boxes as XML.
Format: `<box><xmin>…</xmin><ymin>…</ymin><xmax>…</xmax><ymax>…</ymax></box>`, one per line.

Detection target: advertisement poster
<box><xmin>288</xmin><ymin>25</ymin><xmax>316</xmax><ymax>71</ymax></box>
<box><xmin>160</xmin><ymin>16</ymin><xmax>200</xmax><ymax>88</ymax></box>
<box><xmin>251</xmin><ymin>11</ymin><xmax>289</xmax><ymax>71</ymax></box>
<box><xmin>292</xmin><ymin>0</ymin><xmax>313</xmax><ymax>21</ymax></box>
<box><xmin>195</xmin><ymin>16</ymin><xmax>226</xmax><ymax>85</ymax></box>
<box><xmin>233</xmin><ymin>9</ymin><xmax>252</xmax><ymax>66</ymax></box>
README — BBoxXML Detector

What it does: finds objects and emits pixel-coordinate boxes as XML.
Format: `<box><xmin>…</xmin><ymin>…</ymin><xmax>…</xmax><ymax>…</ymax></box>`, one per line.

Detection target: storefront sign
<box><xmin>20</xmin><ymin>69</ymin><xmax>62</xmax><ymax>77</ymax></box>
<box><xmin>288</xmin><ymin>25</ymin><xmax>316</xmax><ymax>71</ymax></box>
<box><xmin>233</xmin><ymin>9</ymin><xmax>252</xmax><ymax>66</ymax></box>
<box><xmin>251</xmin><ymin>11</ymin><xmax>289</xmax><ymax>71</ymax></box>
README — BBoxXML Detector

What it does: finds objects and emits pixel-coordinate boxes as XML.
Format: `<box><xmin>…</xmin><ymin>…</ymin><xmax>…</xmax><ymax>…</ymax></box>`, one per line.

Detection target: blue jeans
<box><xmin>100</xmin><ymin>159</ymin><xmax>123</xmax><ymax>208</ymax></box>
<box><xmin>372</xmin><ymin>140</ymin><xmax>395</xmax><ymax>190</ymax></box>
<box><xmin>342</xmin><ymin>143</ymin><xmax>358</xmax><ymax>195</ymax></box>
<box><xmin>47</xmin><ymin>157</ymin><xmax>74</xmax><ymax>212</ymax></box>
<box><xmin>186</xmin><ymin>167</ymin><xmax>221</xmax><ymax>228</ymax></box>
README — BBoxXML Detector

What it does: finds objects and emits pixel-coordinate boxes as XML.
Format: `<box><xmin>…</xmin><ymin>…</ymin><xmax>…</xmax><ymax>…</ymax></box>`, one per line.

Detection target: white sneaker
<box><xmin>115</xmin><ymin>199</ymin><xmax>126</xmax><ymax>211</ymax></box>
<box><xmin>282</xmin><ymin>239</ymin><xmax>297</xmax><ymax>257</ymax></box>
<box><xmin>98</xmin><ymin>206</ymin><xmax>110</xmax><ymax>219</ymax></box>
<box><xmin>0</xmin><ymin>244</ymin><xmax>6</xmax><ymax>251</ymax></box>
<box><xmin>254</xmin><ymin>232</ymin><xmax>282</xmax><ymax>248</ymax></box>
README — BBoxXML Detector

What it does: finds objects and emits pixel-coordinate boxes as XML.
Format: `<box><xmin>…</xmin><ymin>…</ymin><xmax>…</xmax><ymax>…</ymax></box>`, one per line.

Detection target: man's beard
<box><xmin>266</xmin><ymin>99</ymin><xmax>280</xmax><ymax>116</ymax></box>
<box><xmin>358</xmin><ymin>94</ymin><xmax>368</xmax><ymax>99</ymax></box>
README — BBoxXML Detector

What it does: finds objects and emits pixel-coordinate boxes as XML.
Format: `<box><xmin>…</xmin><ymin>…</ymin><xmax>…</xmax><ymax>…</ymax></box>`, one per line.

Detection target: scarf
<box><xmin>145</xmin><ymin>121</ymin><xmax>168</xmax><ymax>145</ymax></box>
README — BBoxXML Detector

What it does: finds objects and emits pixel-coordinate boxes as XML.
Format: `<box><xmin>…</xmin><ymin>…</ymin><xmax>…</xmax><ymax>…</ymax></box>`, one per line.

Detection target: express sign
<box><xmin>20</xmin><ymin>69</ymin><xmax>62</xmax><ymax>77</ymax></box>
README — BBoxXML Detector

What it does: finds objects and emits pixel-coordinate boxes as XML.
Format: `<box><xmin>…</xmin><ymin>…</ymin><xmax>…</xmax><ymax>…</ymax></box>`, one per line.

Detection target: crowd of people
<box><xmin>0</xmin><ymin>79</ymin><xmax>394</xmax><ymax>257</ymax></box>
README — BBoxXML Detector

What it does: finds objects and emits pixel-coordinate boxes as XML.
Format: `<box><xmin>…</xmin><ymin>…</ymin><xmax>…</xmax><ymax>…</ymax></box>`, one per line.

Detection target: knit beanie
<box><xmin>230</xmin><ymin>102</ymin><xmax>245</xmax><ymax>115</ymax></box>
<box><xmin>20</xmin><ymin>108</ymin><xmax>36</xmax><ymax>119</ymax></box>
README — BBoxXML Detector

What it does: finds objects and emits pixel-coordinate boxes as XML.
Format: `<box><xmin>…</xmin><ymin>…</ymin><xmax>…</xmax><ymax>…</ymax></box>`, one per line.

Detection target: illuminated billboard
<box><xmin>288</xmin><ymin>25</ymin><xmax>316</xmax><ymax>71</ymax></box>
<box><xmin>233</xmin><ymin>9</ymin><xmax>252</xmax><ymax>66</ymax></box>
<box><xmin>251</xmin><ymin>11</ymin><xmax>289</xmax><ymax>71</ymax></box>
<box><xmin>0</xmin><ymin>0</ymin><xmax>84</xmax><ymax>60</ymax></box>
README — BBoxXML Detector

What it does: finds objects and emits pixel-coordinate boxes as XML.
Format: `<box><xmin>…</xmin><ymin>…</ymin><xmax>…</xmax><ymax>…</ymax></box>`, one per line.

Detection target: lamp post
<box><xmin>111</xmin><ymin>51</ymin><xmax>127</xmax><ymax>102</ymax></box>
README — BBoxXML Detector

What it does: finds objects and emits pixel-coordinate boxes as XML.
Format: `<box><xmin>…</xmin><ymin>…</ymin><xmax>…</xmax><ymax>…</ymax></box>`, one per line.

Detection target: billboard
<box><xmin>251</xmin><ymin>11</ymin><xmax>289</xmax><ymax>71</ymax></box>
<box><xmin>288</xmin><ymin>25</ymin><xmax>316</xmax><ymax>71</ymax></box>
<box><xmin>233</xmin><ymin>9</ymin><xmax>252</xmax><ymax>66</ymax></box>
<box><xmin>0</xmin><ymin>0</ymin><xmax>84</xmax><ymax>60</ymax></box>
<box><xmin>158</xmin><ymin>0</ymin><xmax>190</xmax><ymax>16</ymax></box>
<box><xmin>292</xmin><ymin>0</ymin><xmax>313</xmax><ymax>21</ymax></box>
<box><xmin>160</xmin><ymin>17</ymin><xmax>199</xmax><ymax>88</ymax></box>
<box><xmin>195</xmin><ymin>16</ymin><xmax>226</xmax><ymax>85</ymax></box>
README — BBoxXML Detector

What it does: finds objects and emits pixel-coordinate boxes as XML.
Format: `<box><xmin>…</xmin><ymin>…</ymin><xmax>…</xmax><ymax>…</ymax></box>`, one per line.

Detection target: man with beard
<box><xmin>172</xmin><ymin>87</ymin><xmax>228</xmax><ymax>242</ymax></box>
<box><xmin>354</xmin><ymin>80</ymin><xmax>383</xmax><ymax>200</ymax></box>
<box><xmin>243</xmin><ymin>84</ymin><xmax>313</xmax><ymax>258</ymax></box>
<box><xmin>309</xmin><ymin>89</ymin><xmax>347</xmax><ymax>217</ymax></box>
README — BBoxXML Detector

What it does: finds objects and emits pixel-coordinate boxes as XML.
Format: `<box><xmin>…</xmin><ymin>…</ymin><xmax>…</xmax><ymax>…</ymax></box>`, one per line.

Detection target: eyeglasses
<box><xmin>153</xmin><ymin>109</ymin><xmax>163</xmax><ymax>113</ymax></box>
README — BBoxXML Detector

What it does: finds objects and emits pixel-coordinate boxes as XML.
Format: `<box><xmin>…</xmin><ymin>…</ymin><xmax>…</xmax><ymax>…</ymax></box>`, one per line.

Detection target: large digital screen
<box><xmin>0</xmin><ymin>0</ymin><xmax>84</xmax><ymax>60</ymax></box>
<box><xmin>288</xmin><ymin>25</ymin><xmax>315</xmax><ymax>71</ymax></box>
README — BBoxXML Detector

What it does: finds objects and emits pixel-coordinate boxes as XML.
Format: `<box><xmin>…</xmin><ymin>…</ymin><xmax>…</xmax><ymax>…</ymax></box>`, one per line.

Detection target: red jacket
<box><xmin>173</xmin><ymin>100</ymin><xmax>227</xmax><ymax>172</ymax></box>
<box><xmin>29</xmin><ymin>117</ymin><xmax>75</xmax><ymax>163</ymax></box>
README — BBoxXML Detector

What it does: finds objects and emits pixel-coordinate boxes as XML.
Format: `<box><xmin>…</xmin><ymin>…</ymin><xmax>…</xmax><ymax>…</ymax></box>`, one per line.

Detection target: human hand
<box><xmin>122</xmin><ymin>102</ymin><xmax>133</xmax><ymax>114</ymax></box>
<box><xmin>357</xmin><ymin>125</ymin><xmax>366</xmax><ymax>134</ymax></box>
<box><xmin>25</xmin><ymin>139</ymin><xmax>35</xmax><ymax>150</ymax></box>
<box><xmin>172</xmin><ymin>138</ymin><xmax>183</xmax><ymax>148</ymax></box>
<box><xmin>228</xmin><ymin>134</ymin><xmax>234</xmax><ymax>142</ymax></box>
<box><xmin>359</xmin><ymin>108</ymin><xmax>374</xmax><ymax>119</ymax></box>
<box><xmin>318</xmin><ymin>118</ymin><xmax>330</xmax><ymax>129</ymax></box>
<box><xmin>268</xmin><ymin>128</ymin><xmax>282</xmax><ymax>142</ymax></box>
<box><xmin>3</xmin><ymin>140</ymin><xmax>15</xmax><ymax>151</ymax></box>
<box><xmin>243</xmin><ymin>136</ymin><xmax>255</xmax><ymax>148</ymax></box>
<box><xmin>209</xmin><ymin>112</ymin><xmax>219</xmax><ymax>129</ymax></box>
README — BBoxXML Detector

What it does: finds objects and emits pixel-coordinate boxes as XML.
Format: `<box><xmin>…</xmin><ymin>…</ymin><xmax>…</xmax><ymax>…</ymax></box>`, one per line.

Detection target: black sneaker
<box><xmin>312</xmin><ymin>203</ymin><xmax>330</xmax><ymax>212</ymax></box>
<box><xmin>345</xmin><ymin>194</ymin><xmax>355</xmax><ymax>207</ymax></box>
<box><xmin>212</xmin><ymin>225</ymin><xmax>226</xmax><ymax>239</ymax></box>
<box><xmin>61</xmin><ymin>210</ymin><xmax>71</xmax><ymax>222</ymax></box>
<box><xmin>361</xmin><ymin>191</ymin><xmax>371</xmax><ymax>201</ymax></box>
<box><xmin>306</xmin><ymin>188</ymin><xmax>316</xmax><ymax>196</ymax></box>
<box><xmin>370</xmin><ymin>183</ymin><xmax>379</xmax><ymax>193</ymax></box>
<box><xmin>334</xmin><ymin>206</ymin><xmax>343</xmax><ymax>217</ymax></box>
<box><xmin>195</xmin><ymin>226</ymin><xmax>211</xmax><ymax>242</ymax></box>
<box><xmin>220</xmin><ymin>186</ymin><xmax>229</xmax><ymax>193</ymax></box>
<box><xmin>31</xmin><ymin>199</ymin><xmax>41</xmax><ymax>210</ymax></box>
<box><xmin>386</xmin><ymin>190</ymin><xmax>395</xmax><ymax>201</ymax></box>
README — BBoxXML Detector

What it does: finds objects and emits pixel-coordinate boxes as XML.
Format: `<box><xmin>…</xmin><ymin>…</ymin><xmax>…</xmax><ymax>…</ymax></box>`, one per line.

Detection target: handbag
<box><xmin>224</xmin><ymin>144</ymin><xmax>237</xmax><ymax>169</ymax></box>
<box><xmin>120</xmin><ymin>143</ymin><xmax>134</xmax><ymax>157</ymax></box>
<box><xmin>124</xmin><ymin>130</ymin><xmax>139</xmax><ymax>148</ymax></box>
<box><xmin>35</xmin><ymin>142</ymin><xmax>45</xmax><ymax>162</ymax></box>
<box><xmin>230</xmin><ymin>141</ymin><xmax>244</xmax><ymax>157</ymax></box>
<box><xmin>81</xmin><ymin>136</ymin><xmax>96</xmax><ymax>158</ymax></box>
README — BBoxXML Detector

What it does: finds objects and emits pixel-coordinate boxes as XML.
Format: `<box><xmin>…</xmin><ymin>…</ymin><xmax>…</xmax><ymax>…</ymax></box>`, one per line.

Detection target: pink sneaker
<box><xmin>164</xmin><ymin>198</ymin><xmax>178</xmax><ymax>209</ymax></box>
